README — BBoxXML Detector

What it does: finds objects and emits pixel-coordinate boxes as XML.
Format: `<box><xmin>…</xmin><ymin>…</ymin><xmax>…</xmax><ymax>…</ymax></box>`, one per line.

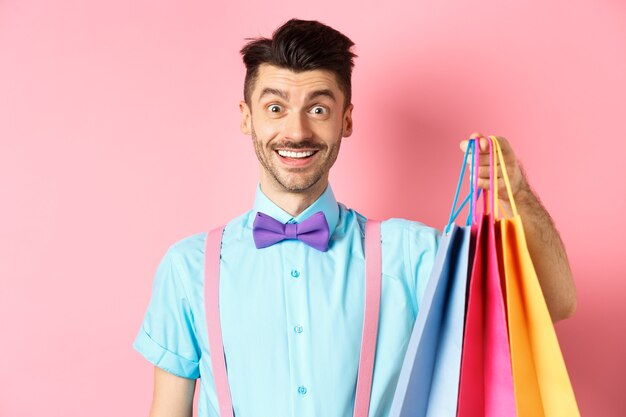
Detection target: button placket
<box><xmin>291</xmin><ymin>268</ymin><xmax>304</xmax><ymax>334</ymax></box>
<box><xmin>284</xmin><ymin>248</ymin><xmax>311</xmax><ymax>408</ymax></box>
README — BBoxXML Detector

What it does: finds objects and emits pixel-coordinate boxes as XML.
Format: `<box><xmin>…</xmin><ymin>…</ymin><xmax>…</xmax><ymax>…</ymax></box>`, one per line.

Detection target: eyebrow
<box><xmin>259</xmin><ymin>88</ymin><xmax>289</xmax><ymax>101</ymax></box>
<box><xmin>308</xmin><ymin>89</ymin><xmax>336</xmax><ymax>102</ymax></box>
<box><xmin>258</xmin><ymin>88</ymin><xmax>337</xmax><ymax>102</ymax></box>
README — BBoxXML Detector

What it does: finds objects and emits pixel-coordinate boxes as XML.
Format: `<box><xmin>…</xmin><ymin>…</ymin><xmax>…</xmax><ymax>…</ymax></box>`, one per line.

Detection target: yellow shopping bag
<box><xmin>490</xmin><ymin>136</ymin><xmax>580</xmax><ymax>417</ymax></box>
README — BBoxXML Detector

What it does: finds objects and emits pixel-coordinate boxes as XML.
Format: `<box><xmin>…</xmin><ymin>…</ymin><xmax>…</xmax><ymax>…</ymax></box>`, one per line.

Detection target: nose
<box><xmin>283</xmin><ymin>111</ymin><xmax>313</xmax><ymax>142</ymax></box>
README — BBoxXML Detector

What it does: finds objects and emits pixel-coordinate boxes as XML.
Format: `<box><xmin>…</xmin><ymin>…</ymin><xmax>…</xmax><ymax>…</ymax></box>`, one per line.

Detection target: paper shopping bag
<box><xmin>389</xmin><ymin>224</ymin><xmax>471</xmax><ymax>417</ymax></box>
<box><xmin>490</xmin><ymin>136</ymin><xmax>580</xmax><ymax>417</ymax></box>
<box><xmin>389</xmin><ymin>139</ymin><xmax>476</xmax><ymax>417</ymax></box>
<box><xmin>457</xmin><ymin>137</ymin><xmax>517</xmax><ymax>417</ymax></box>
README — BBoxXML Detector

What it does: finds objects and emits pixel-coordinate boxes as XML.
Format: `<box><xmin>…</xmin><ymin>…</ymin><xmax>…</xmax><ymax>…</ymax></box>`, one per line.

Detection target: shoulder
<box><xmin>379</xmin><ymin>218</ymin><xmax>440</xmax><ymax>259</ymax></box>
<box><xmin>165</xmin><ymin>232</ymin><xmax>207</xmax><ymax>269</ymax></box>
<box><xmin>169</xmin><ymin>232</ymin><xmax>207</xmax><ymax>254</ymax></box>
<box><xmin>338</xmin><ymin>203</ymin><xmax>440</xmax><ymax>252</ymax></box>
<box><xmin>340</xmin><ymin>202</ymin><xmax>439</xmax><ymax>239</ymax></box>
<box><xmin>381</xmin><ymin>218</ymin><xmax>440</xmax><ymax>243</ymax></box>
<box><xmin>166</xmin><ymin>209</ymin><xmax>252</xmax><ymax>257</ymax></box>
<box><xmin>150</xmin><ymin>233</ymin><xmax>207</xmax><ymax>294</ymax></box>
<box><xmin>161</xmin><ymin>209</ymin><xmax>253</xmax><ymax>273</ymax></box>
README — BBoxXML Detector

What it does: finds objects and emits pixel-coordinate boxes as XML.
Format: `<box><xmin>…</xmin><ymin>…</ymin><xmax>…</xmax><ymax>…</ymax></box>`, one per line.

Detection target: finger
<box><xmin>461</xmin><ymin>132</ymin><xmax>485</xmax><ymax>152</ymax></box>
<box><xmin>477</xmin><ymin>137</ymin><xmax>489</xmax><ymax>152</ymax></box>
<box><xmin>466</xmin><ymin>132</ymin><xmax>489</xmax><ymax>152</ymax></box>
<box><xmin>465</xmin><ymin>153</ymin><xmax>492</xmax><ymax>166</ymax></box>
<box><xmin>475</xmin><ymin>179</ymin><xmax>510</xmax><ymax>191</ymax></box>
<box><xmin>492</xmin><ymin>135</ymin><xmax>516</xmax><ymax>159</ymax></box>
<box><xmin>476</xmin><ymin>166</ymin><xmax>505</xmax><ymax>179</ymax></box>
<box><xmin>493</xmin><ymin>135</ymin><xmax>510</xmax><ymax>149</ymax></box>
<box><xmin>476</xmin><ymin>178</ymin><xmax>491</xmax><ymax>190</ymax></box>
<box><xmin>468</xmin><ymin>132</ymin><xmax>484</xmax><ymax>140</ymax></box>
<box><xmin>489</xmin><ymin>136</ymin><xmax>521</xmax><ymax>181</ymax></box>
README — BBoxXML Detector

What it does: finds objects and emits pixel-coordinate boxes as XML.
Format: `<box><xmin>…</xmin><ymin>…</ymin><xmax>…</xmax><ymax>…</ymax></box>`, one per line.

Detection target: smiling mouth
<box><xmin>276</xmin><ymin>149</ymin><xmax>318</xmax><ymax>159</ymax></box>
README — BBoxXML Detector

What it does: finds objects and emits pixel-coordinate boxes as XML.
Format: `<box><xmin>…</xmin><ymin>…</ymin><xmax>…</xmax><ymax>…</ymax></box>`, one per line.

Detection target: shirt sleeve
<box><xmin>133</xmin><ymin>246</ymin><xmax>201</xmax><ymax>379</ymax></box>
<box><xmin>380</xmin><ymin>218</ymin><xmax>441</xmax><ymax>316</ymax></box>
<box><xmin>406</xmin><ymin>222</ymin><xmax>441</xmax><ymax>313</ymax></box>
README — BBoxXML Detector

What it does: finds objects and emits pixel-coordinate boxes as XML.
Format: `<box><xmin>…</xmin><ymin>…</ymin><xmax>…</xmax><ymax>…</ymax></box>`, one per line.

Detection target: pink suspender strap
<box><xmin>204</xmin><ymin>220</ymin><xmax>382</xmax><ymax>417</ymax></box>
<box><xmin>205</xmin><ymin>226</ymin><xmax>234</xmax><ymax>417</ymax></box>
<box><xmin>353</xmin><ymin>219</ymin><xmax>382</xmax><ymax>417</ymax></box>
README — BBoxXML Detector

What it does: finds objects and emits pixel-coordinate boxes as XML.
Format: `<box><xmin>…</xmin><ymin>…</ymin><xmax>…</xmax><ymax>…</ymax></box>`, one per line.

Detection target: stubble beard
<box><xmin>251</xmin><ymin>126</ymin><xmax>342</xmax><ymax>193</ymax></box>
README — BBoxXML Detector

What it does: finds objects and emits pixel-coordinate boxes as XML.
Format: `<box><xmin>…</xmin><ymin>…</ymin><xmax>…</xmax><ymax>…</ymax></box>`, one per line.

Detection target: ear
<box><xmin>342</xmin><ymin>103</ymin><xmax>354</xmax><ymax>137</ymax></box>
<box><xmin>239</xmin><ymin>101</ymin><xmax>251</xmax><ymax>135</ymax></box>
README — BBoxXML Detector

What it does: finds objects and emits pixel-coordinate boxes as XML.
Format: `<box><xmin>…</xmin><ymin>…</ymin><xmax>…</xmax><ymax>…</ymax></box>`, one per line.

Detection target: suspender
<box><xmin>355</xmin><ymin>220</ymin><xmax>382</xmax><ymax>417</ymax></box>
<box><xmin>204</xmin><ymin>220</ymin><xmax>382</xmax><ymax>417</ymax></box>
<box><xmin>205</xmin><ymin>227</ymin><xmax>233</xmax><ymax>417</ymax></box>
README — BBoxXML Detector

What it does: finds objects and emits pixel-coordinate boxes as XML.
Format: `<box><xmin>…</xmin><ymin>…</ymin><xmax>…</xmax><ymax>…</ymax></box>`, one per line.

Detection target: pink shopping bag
<box><xmin>456</xmin><ymin>137</ymin><xmax>516</xmax><ymax>417</ymax></box>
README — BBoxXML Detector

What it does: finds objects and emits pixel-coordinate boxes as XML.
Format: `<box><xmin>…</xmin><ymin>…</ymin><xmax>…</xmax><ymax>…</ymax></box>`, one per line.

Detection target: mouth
<box><xmin>276</xmin><ymin>149</ymin><xmax>317</xmax><ymax>158</ymax></box>
<box><xmin>274</xmin><ymin>149</ymin><xmax>319</xmax><ymax>167</ymax></box>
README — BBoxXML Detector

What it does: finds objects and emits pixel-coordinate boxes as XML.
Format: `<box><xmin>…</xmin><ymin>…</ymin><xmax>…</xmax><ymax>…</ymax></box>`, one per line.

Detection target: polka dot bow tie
<box><xmin>252</xmin><ymin>211</ymin><xmax>330</xmax><ymax>252</ymax></box>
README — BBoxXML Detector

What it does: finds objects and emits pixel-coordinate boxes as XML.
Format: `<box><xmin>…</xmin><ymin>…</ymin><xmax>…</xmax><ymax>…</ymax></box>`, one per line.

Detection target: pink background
<box><xmin>1</xmin><ymin>0</ymin><xmax>624</xmax><ymax>415</ymax></box>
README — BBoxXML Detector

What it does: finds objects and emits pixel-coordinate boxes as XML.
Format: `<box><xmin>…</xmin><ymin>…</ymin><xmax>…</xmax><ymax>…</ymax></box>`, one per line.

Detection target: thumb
<box><xmin>477</xmin><ymin>137</ymin><xmax>489</xmax><ymax>152</ymax></box>
<box><xmin>467</xmin><ymin>132</ymin><xmax>488</xmax><ymax>152</ymax></box>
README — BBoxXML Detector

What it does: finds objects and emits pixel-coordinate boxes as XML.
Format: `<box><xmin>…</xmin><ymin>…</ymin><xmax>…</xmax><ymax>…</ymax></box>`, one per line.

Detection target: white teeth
<box><xmin>277</xmin><ymin>150</ymin><xmax>315</xmax><ymax>158</ymax></box>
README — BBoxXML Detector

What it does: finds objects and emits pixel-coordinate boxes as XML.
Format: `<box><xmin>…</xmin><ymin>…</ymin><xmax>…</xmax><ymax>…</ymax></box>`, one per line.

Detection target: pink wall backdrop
<box><xmin>1</xmin><ymin>0</ymin><xmax>624</xmax><ymax>415</ymax></box>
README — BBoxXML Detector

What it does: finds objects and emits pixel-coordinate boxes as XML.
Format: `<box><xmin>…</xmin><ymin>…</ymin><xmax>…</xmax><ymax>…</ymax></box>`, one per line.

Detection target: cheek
<box><xmin>252</xmin><ymin>116</ymin><xmax>282</xmax><ymax>139</ymax></box>
<box><xmin>317</xmin><ymin>118</ymin><xmax>344</xmax><ymax>139</ymax></box>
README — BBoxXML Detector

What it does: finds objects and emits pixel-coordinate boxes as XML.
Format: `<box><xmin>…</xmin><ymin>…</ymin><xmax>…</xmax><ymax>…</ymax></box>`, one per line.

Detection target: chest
<box><xmin>197</xmin><ymin>224</ymin><xmax>419</xmax><ymax>417</ymax></box>
<box><xmin>218</xmin><ymin>237</ymin><xmax>367</xmax><ymax>351</ymax></box>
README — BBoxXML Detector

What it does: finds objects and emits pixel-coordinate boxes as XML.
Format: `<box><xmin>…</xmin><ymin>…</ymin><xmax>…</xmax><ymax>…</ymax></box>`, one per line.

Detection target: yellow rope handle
<box><xmin>489</xmin><ymin>135</ymin><xmax>519</xmax><ymax>218</ymax></box>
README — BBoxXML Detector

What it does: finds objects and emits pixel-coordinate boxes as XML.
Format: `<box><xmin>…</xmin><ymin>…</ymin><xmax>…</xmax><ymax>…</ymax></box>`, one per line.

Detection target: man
<box><xmin>134</xmin><ymin>19</ymin><xmax>576</xmax><ymax>417</ymax></box>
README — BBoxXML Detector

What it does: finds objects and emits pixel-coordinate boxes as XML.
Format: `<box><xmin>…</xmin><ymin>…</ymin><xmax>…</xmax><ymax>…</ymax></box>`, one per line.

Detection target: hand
<box><xmin>461</xmin><ymin>133</ymin><xmax>576</xmax><ymax>321</ymax></box>
<box><xmin>459</xmin><ymin>132</ymin><xmax>530</xmax><ymax>202</ymax></box>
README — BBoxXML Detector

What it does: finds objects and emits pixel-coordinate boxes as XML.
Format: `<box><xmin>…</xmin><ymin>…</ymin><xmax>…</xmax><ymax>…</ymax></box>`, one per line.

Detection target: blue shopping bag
<box><xmin>389</xmin><ymin>140</ymin><xmax>476</xmax><ymax>417</ymax></box>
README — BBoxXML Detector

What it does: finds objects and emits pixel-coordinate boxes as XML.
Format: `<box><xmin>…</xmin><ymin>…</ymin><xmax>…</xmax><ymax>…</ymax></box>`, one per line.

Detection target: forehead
<box><xmin>252</xmin><ymin>64</ymin><xmax>343</xmax><ymax>101</ymax></box>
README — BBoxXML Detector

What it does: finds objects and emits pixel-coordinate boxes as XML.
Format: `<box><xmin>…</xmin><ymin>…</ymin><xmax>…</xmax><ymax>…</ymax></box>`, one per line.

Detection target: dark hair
<box><xmin>240</xmin><ymin>19</ymin><xmax>357</xmax><ymax>109</ymax></box>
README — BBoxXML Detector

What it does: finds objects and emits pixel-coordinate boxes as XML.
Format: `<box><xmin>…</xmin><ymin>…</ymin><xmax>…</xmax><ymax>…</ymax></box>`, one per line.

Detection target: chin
<box><xmin>278</xmin><ymin>176</ymin><xmax>324</xmax><ymax>193</ymax></box>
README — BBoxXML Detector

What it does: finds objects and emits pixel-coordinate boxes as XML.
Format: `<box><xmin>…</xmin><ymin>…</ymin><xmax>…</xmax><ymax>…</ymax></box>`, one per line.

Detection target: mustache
<box><xmin>271</xmin><ymin>141</ymin><xmax>323</xmax><ymax>150</ymax></box>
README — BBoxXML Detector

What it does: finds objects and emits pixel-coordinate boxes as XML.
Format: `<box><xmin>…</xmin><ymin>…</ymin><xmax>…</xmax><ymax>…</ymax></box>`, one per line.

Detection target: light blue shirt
<box><xmin>133</xmin><ymin>184</ymin><xmax>440</xmax><ymax>417</ymax></box>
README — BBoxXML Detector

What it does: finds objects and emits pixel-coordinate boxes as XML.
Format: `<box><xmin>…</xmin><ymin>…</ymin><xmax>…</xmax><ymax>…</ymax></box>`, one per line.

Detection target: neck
<box><xmin>260</xmin><ymin>178</ymin><xmax>328</xmax><ymax>218</ymax></box>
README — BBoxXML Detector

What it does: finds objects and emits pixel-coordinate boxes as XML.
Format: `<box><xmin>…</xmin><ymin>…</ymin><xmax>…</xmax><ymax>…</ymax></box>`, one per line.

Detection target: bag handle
<box><xmin>487</xmin><ymin>136</ymin><xmax>496</xmax><ymax>219</ymax></box>
<box><xmin>471</xmin><ymin>137</ymin><xmax>485</xmax><ymax>225</ymax></box>
<box><xmin>486</xmin><ymin>136</ymin><xmax>509</xmax><ymax>219</ymax></box>
<box><xmin>446</xmin><ymin>139</ymin><xmax>477</xmax><ymax>234</ymax></box>
<box><xmin>489</xmin><ymin>135</ymin><xmax>519</xmax><ymax>219</ymax></box>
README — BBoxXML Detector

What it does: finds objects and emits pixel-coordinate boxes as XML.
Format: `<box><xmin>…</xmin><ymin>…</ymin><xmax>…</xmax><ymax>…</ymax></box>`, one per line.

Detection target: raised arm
<box><xmin>460</xmin><ymin>133</ymin><xmax>577</xmax><ymax>322</ymax></box>
<box><xmin>148</xmin><ymin>366</ymin><xmax>196</xmax><ymax>417</ymax></box>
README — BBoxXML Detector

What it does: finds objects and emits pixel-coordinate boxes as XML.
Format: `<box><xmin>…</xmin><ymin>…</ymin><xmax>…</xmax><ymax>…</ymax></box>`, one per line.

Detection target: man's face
<box><xmin>240</xmin><ymin>64</ymin><xmax>353</xmax><ymax>196</ymax></box>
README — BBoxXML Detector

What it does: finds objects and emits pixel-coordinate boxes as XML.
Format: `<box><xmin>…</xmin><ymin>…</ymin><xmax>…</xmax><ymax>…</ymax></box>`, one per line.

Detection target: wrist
<box><xmin>513</xmin><ymin>181</ymin><xmax>533</xmax><ymax>202</ymax></box>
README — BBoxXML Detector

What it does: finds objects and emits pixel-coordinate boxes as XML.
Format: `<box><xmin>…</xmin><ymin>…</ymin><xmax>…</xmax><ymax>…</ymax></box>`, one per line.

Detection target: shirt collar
<box><xmin>249</xmin><ymin>184</ymin><xmax>340</xmax><ymax>237</ymax></box>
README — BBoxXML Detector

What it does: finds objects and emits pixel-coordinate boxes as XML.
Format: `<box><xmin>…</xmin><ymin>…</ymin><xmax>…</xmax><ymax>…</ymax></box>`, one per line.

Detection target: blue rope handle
<box><xmin>467</xmin><ymin>141</ymin><xmax>478</xmax><ymax>226</ymax></box>
<box><xmin>445</xmin><ymin>139</ymin><xmax>476</xmax><ymax>234</ymax></box>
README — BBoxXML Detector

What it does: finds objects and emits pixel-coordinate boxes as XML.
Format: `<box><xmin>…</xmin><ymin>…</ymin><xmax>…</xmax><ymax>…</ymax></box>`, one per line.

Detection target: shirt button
<box><xmin>290</xmin><ymin>269</ymin><xmax>300</xmax><ymax>278</ymax></box>
<box><xmin>294</xmin><ymin>325</ymin><xmax>303</xmax><ymax>334</ymax></box>
<box><xmin>298</xmin><ymin>386</ymin><xmax>307</xmax><ymax>396</ymax></box>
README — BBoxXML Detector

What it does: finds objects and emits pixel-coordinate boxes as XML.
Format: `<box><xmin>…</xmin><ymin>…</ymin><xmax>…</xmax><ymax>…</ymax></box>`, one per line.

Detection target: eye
<box><xmin>309</xmin><ymin>106</ymin><xmax>328</xmax><ymax>115</ymax></box>
<box><xmin>267</xmin><ymin>104</ymin><xmax>283</xmax><ymax>113</ymax></box>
